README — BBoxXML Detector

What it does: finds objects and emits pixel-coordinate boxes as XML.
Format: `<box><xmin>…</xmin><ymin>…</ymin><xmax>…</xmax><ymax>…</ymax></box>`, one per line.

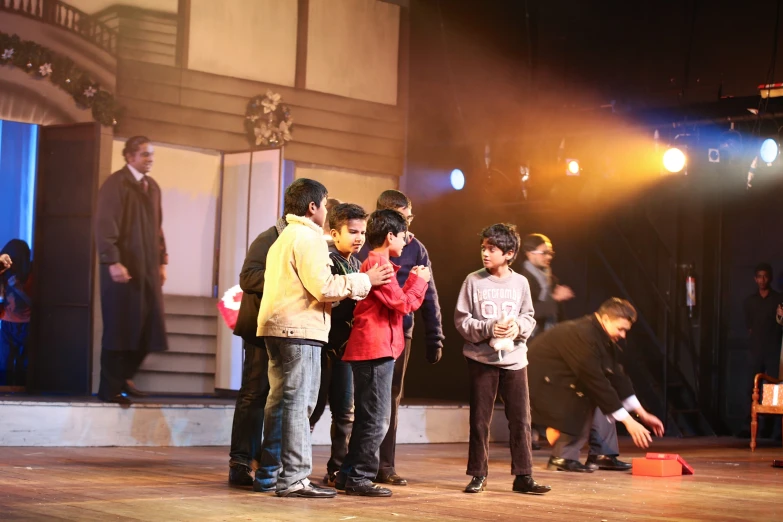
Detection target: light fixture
<box><xmin>450</xmin><ymin>168</ymin><xmax>465</xmax><ymax>190</ymax></box>
<box><xmin>760</xmin><ymin>138</ymin><xmax>779</xmax><ymax>164</ymax></box>
<box><xmin>566</xmin><ymin>159</ymin><xmax>580</xmax><ymax>176</ymax></box>
<box><xmin>663</xmin><ymin>147</ymin><xmax>686</xmax><ymax>173</ymax></box>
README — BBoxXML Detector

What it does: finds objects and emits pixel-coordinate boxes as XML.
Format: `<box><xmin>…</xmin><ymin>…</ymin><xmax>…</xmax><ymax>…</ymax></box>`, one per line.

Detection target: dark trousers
<box><xmin>310</xmin><ymin>348</ymin><xmax>354</xmax><ymax>474</ymax></box>
<box><xmin>588</xmin><ymin>408</ymin><xmax>620</xmax><ymax>456</ymax></box>
<box><xmin>340</xmin><ymin>357</ymin><xmax>395</xmax><ymax>487</ymax></box>
<box><xmin>98</xmin><ymin>349</ymin><xmax>147</xmax><ymax>399</ymax></box>
<box><xmin>378</xmin><ymin>338</ymin><xmax>411</xmax><ymax>475</ymax></box>
<box><xmin>552</xmin><ymin>407</ymin><xmax>619</xmax><ymax>461</ymax></box>
<box><xmin>466</xmin><ymin>358</ymin><xmax>533</xmax><ymax>477</ymax></box>
<box><xmin>229</xmin><ymin>340</ymin><xmax>271</xmax><ymax>469</ymax></box>
<box><xmin>0</xmin><ymin>321</ymin><xmax>29</xmax><ymax>386</ymax></box>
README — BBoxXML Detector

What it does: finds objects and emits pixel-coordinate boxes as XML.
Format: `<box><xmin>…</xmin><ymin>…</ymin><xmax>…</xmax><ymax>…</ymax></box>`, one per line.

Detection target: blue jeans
<box><xmin>256</xmin><ymin>337</ymin><xmax>321</xmax><ymax>491</ymax></box>
<box><xmin>228</xmin><ymin>340</ymin><xmax>270</xmax><ymax>469</ymax></box>
<box><xmin>340</xmin><ymin>357</ymin><xmax>394</xmax><ymax>487</ymax></box>
<box><xmin>0</xmin><ymin>321</ymin><xmax>29</xmax><ymax>386</ymax></box>
<box><xmin>310</xmin><ymin>349</ymin><xmax>355</xmax><ymax>475</ymax></box>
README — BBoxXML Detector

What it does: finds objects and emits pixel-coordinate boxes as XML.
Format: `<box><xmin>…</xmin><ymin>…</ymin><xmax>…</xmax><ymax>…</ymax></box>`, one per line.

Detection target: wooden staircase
<box><xmin>134</xmin><ymin>294</ymin><xmax>218</xmax><ymax>395</ymax></box>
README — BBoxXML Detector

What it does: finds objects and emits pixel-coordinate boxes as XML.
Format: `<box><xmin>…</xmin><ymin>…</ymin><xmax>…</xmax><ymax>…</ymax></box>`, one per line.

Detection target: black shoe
<box><xmin>345</xmin><ymin>484</ymin><xmax>392</xmax><ymax>497</ymax></box>
<box><xmin>374</xmin><ymin>472</ymin><xmax>408</xmax><ymax>486</ymax></box>
<box><xmin>464</xmin><ymin>476</ymin><xmax>487</xmax><ymax>493</ymax></box>
<box><xmin>586</xmin><ymin>455</ymin><xmax>632</xmax><ymax>471</ymax></box>
<box><xmin>276</xmin><ymin>481</ymin><xmax>337</xmax><ymax>498</ymax></box>
<box><xmin>228</xmin><ymin>465</ymin><xmax>253</xmax><ymax>487</ymax></box>
<box><xmin>99</xmin><ymin>394</ymin><xmax>132</xmax><ymax>406</ymax></box>
<box><xmin>546</xmin><ymin>456</ymin><xmax>594</xmax><ymax>473</ymax></box>
<box><xmin>584</xmin><ymin>461</ymin><xmax>599</xmax><ymax>471</ymax></box>
<box><xmin>323</xmin><ymin>471</ymin><xmax>337</xmax><ymax>487</ymax></box>
<box><xmin>513</xmin><ymin>475</ymin><xmax>551</xmax><ymax>494</ymax></box>
<box><xmin>123</xmin><ymin>380</ymin><xmax>148</xmax><ymax>398</ymax></box>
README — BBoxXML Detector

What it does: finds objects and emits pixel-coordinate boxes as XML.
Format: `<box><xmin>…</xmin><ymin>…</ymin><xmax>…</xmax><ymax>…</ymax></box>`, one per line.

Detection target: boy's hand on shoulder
<box><xmin>367</xmin><ymin>263</ymin><xmax>394</xmax><ymax>286</ymax></box>
<box><xmin>414</xmin><ymin>266</ymin><xmax>430</xmax><ymax>283</ymax></box>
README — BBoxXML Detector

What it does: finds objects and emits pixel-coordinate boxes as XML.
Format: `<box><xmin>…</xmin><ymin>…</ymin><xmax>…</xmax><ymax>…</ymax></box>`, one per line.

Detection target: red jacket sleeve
<box><xmin>375</xmin><ymin>272</ymin><xmax>429</xmax><ymax>315</ymax></box>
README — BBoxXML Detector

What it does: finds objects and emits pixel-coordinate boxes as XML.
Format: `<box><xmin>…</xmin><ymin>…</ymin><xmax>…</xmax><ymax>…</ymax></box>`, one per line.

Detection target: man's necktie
<box><xmin>140</xmin><ymin>176</ymin><xmax>149</xmax><ymax>193</ymax></box>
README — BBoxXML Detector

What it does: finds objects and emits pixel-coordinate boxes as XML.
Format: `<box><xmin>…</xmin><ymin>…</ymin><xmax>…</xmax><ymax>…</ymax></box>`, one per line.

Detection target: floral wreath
<box><xmin>244</xmin><ymin>90</ymin><xmax>293</xmax><ymax>147</ymax></box>
<box><xmin>0</xmin><ymin>31</ymin><xmax>120</xmax><ymax>126</ymax></box>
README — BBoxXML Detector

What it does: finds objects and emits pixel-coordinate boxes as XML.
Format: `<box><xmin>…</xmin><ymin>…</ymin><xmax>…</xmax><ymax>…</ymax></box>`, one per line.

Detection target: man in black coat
<box><xmin>227</xmin><ymin>216</ymin><xmax>286</xmax><ymax>487</ymax></box>
<box><xmin>528</xmin><ymin>298</ymin><xmax>664</xmax><ymax>472</ymax></box>
<box><xmin>95</xmin><ymin>136</ymin><xmax>168</xmax><ymax>404</ymax></box>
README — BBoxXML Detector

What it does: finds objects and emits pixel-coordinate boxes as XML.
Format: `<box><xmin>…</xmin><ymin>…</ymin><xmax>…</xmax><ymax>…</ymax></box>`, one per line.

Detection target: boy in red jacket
<box><xmin>336</xmin><ymin>209</ymin><xmax>430</xmax><ymax>497</ymax></box>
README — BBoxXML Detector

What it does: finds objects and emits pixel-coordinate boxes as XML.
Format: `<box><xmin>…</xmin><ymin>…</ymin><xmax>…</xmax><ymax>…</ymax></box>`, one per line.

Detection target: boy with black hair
<box><xmin>357</xmin><ymin>189</ymin><xmax>444</xmax><ymax>486</ymax></box>
<box><xmin>254</xmin><ymin>179</ymin><xmax>393</xmax><ymax>498</ymax></box>
<box><xmin>454</xmin><ymin>223</ymin><xmax>551</xmax><ymax>495</ymax></box>
<box><xmin>309</xmin><ymin>203</ymin><xmax>369</xmax><ymax>485</ymax></box>
<box><xmin>337</xmin><ymin>209</ymin><xmax>430</xmax><ymax>497</ymax></box>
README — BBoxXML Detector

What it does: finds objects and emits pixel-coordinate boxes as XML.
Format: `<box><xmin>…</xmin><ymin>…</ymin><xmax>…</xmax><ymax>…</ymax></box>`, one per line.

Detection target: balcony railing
<box><xmin>1</xmin><ymin>0</ymin><xmax>117</xmax><ymax>55</ymax></box>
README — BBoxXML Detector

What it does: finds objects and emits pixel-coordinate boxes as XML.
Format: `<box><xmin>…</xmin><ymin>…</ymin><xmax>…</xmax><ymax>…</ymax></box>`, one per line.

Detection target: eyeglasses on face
<box><xmin>530</xmin><ymin>250</ymin><xmax>555</xmax><ymax>257</ymax></box>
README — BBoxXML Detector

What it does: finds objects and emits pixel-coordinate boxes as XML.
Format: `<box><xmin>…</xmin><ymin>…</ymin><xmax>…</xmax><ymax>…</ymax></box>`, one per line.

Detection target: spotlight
<box><xmin>663</xmin><ymin>147</ymin><xmax>686</xmax><ymax>173</ymax></box>
<box><xmin>760</xmin><ymin>138</ymin><xmax>779</xmax><ymax>164</ymax></box>
<box><xmin>450</xmin><ymin>168</ymin><xmax>465</xmax><ymax>190</ymax></box>
<box><xmin>566</xmin><ymin>159</ymin><xmax>580</xmax><ymax>176</ymax></box>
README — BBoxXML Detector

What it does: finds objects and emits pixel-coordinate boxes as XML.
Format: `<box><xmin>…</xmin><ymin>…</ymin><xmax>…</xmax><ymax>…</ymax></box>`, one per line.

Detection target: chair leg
<box><xmin>750</xmin><ymin>410</ymin><xmax>758</xmax><ymax>452</ymax></box>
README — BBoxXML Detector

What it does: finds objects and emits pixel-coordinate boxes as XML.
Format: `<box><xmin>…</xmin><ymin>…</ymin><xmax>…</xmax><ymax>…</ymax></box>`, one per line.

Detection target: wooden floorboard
<box><xmin>1</xmin><ymin>438</ymin><xmax>782</xmax><ymax>521</ymax></box>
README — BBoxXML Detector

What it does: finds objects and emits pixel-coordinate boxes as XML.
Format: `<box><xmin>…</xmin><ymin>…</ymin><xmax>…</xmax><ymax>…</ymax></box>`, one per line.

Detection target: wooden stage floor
<box><xmin>1</xmin><ymin>437</ymin><xmax>781</xmax><ymax>521</ymax></box>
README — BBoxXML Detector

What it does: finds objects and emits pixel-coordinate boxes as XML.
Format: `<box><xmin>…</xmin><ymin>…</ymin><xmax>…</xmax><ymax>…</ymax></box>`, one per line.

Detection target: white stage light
<box><xmin>450</xmin><ymin>169</ymin><xmax>465</xmax><ymax>190</ymax></box>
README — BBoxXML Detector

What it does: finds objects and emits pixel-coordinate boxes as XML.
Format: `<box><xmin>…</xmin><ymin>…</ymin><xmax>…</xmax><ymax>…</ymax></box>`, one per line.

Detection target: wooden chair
<box><xmin>750</xmin><ymin>373</ymin><xmax>783</xmax><ymax>451</ymax></box>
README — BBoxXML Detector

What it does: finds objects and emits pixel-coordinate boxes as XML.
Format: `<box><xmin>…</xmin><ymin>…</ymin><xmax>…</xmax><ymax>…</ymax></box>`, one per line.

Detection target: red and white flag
<box><xmin>217</xmin><ymin>284</ymin><xmax>243</xmax><ymax>330</ymax></box>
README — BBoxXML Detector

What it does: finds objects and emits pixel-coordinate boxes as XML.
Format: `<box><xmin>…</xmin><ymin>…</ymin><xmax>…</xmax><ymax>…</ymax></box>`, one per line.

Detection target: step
<box><xmin>167</xmin><ymin>333</ymin><xmax>217</xmax><ymax>355</ymax></box>
<box><xmin>139</xmin><ymin>352</ymin><xmax>216</xmax><ymax>374</ymax></box>
<box><xmin>132</xmin><ymin>371</ymin><xmax>215</xmax><ymax>395</ymax></box>
<box><xmin>165</xmin><ymin>315</ymin><xmax>218</xmax><ymax>336</ymax></box>
<box><xmin>164</xmin><ymin>295</ymin><xmax>218</xmax><ymax>317</ymax></box>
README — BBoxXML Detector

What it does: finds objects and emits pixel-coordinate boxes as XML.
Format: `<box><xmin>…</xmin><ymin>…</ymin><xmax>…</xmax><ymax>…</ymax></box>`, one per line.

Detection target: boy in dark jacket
<box><xmin>310</xmin><ymin>203</ymin><xmax>369</xmax><ymax>485</ymax></box>
<box><xmin>226</xmin><ymin>215</ymin><xmax>286</xmax><ymax>488</ymax></box>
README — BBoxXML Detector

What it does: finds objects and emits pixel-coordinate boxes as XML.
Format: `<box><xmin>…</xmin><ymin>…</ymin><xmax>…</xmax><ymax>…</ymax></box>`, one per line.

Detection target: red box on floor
<box><xmin>632</xmin><ymin>457</ymin><xmax>682</xmax><ymax>477</ymax></box>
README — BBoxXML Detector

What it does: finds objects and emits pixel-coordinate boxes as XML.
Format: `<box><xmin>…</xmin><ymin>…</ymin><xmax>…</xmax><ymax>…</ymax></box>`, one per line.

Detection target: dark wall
<box><xmin>402</xmin><ymin>0</ymin><xmax>783</xmax><ymax>433</ymax></box>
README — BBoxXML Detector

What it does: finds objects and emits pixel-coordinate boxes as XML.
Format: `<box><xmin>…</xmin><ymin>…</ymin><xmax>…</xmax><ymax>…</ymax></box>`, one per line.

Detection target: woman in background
<box><xmin>0</xmin><ymin>239</ymin><xmax>32</xmax><ymax>387</ymax></box>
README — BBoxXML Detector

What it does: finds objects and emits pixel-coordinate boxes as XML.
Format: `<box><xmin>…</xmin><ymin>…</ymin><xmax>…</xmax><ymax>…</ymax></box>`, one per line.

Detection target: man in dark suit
<box><xmin>227</xmin><ymin>216</ymin><xmax>286</xmax><ymax>487</ymax></box>
<box><xmin>94</xmin><ymin>136</ymin><xmax>168</xmax><ymax>404</ymax></box>
<box><xmin>528</xmin><ymin>298</ymin><xmax>664</xmax><ymax>473</ymax></box>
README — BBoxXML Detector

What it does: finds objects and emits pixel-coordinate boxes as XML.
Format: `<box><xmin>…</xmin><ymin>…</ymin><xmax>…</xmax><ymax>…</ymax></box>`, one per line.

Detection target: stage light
<box><xmin>663</xmin><ymin>147</ymin><xmax>686</xmax><ymax>173</ymax></box>
<box><xmin>450</xmin><ymin>168</ymin><xmax>465</xmax><ymax>190</ymax></box>
<box><xmin>566</xmin><ymin>159</ymin><xmax>580</xmax><ymax>176</ymax></box>
<box><xmin>760</xmin><ymin>138</ymin><xmax>779</xmax><ymax>164</ymax></box>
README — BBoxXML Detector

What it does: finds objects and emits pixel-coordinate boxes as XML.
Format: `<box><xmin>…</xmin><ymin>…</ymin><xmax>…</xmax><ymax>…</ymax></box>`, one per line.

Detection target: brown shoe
<box><xmin>374</xmin><ymin>472</ymin><xmax>408</xmax><ymax>486</ymax></box>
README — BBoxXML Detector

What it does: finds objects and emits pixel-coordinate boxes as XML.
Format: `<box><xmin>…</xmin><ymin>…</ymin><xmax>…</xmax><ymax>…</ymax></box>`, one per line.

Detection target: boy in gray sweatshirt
<box><xmin>454</xmin><ymin>223</ymin><xmax>551</xmax><ymax>495</ymax></box>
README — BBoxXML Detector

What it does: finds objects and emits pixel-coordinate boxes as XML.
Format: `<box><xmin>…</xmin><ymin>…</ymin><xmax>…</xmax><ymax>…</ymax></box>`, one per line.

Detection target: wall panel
<box><xmin>306</xmin><ymin>0</ymin><xmax>400</xmax><ymax>105</ymax></box>
<box><xmin>295</xmin><ymin>165</ymin><xmax>397</xmax><ymax>216</ymax></box>
<box><xmin>188</xmin><ymin>0</ymin><xmax>298</xmax><ymax>87</ymax></box>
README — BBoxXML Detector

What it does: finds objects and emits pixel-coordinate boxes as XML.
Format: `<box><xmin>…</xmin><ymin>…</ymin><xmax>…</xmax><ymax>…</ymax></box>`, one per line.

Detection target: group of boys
<box><xmin>226</xmin><ymin>178</ymin><xmax>664</xmax><ymax>499</ymax></box>
<box><xmin>228</xmin><ymin>180</ymin><xmax>437</xmax><ymax>497</ymax></box>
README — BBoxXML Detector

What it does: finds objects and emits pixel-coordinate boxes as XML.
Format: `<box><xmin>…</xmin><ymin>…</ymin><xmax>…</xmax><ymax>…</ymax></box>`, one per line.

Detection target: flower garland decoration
<box><xmin>244</xmin><ymin>90</ymin><xmax>294</xmax><ymax>147</ymax></box>
<box><xmin>0</xmin><ymin>31</ymin><xmax>120</xmax><ymax>126</ymax></box>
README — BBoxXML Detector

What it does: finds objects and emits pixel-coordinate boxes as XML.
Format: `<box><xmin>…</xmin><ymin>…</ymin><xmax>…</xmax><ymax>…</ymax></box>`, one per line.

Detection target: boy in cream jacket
<box><xmin>255</xmin><ymin>178</ymin><xmax>393</xmax><ymax>498</ymax></box>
